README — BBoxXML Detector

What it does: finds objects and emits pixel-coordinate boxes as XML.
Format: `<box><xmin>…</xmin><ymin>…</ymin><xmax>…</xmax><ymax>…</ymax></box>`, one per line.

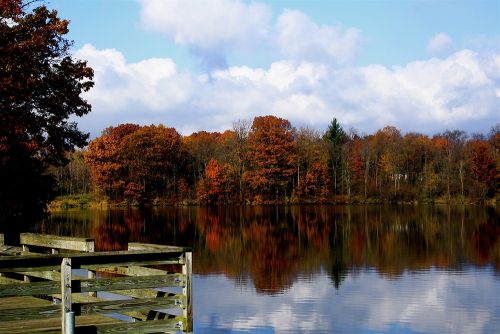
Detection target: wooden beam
<box><xmin>128</xmin><ymin>243</ymin><xmax>188</xmax><ymax>252</ymax></box>
<box><xmin>61</xmin><ymin>258</ymin><xmax>73</xmax><ymax>333</ymax></box>
<box><xmin>0</xmin><ymin>280</ymin><xmax>60</xmax><ymax>297</ymax></box>
<box><xmin>81</xmin><ymin>317</ymin><xmax>185</xmax><ymax>334</ymax></box>
<box><xmin>0</xmin><ymin>304</ymin><xmax>60</xmax><ymax>322</ymax></box>
<box><xmin>74</xmin><ymin>274</ymin><xmax>186</xmax><ymax>293</ymax></box>
<box><xmin>74</xmin><ymin>295</ymin><xmax>184</xmax><ymax>315</ymax></box>
<box><xmin>20</xmin><ymin>233</ymin><xmax>95</xmax><ymax>252</ymax></box>
<box><xmin>0</xmin><ymin>250</ymin><xmax>184</xmax><ymax>273</ymax></box>
<box><xmin>183</xmin><ymin>252</ymin><xmax>193</xmax><ymax>332</ymax></box>
<box><xmin>96</xmin><ymin>266</ymin><xmax>168</xmax><ymax>277</ymax></box>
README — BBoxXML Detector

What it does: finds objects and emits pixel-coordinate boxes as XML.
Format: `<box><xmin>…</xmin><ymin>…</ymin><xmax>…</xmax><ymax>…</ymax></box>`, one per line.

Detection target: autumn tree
<box><xmin>296</xmin><ymin>127</ymin><xmax>330</xmax><ymax>201</ymax></box>
<box><xmin>184</xmin><ymin>131</ymin><xmax>221</xmax><ymax>182</ymax></box>
<box><xmin>245</xmin><ymin>116</ymin><xmax>297</xmax><ymax>202</ymax></box>
<box><xmin>197</xmin><ymin>159</ymin><xmax>235</xmax><ymax>204</ymax></box>
<box><xmin>85</xmin><ymin>124</ymin><xmax>140</xmax><ymax>198</ymax></box>
<box><xmin>467</xmin><ymin>139</ymin><xmax>498</xmax><ymax>198</ymax></box>
<box><xmin>375</xmin><ymin>126</ymin><xmax>403</xmax><ymax>199</ymax></box>
<box><xmin>121</xmin><ymin>125</ymin><xmax>183</xmax><ymax>200</ymax></box>
<box><xmin>0</xmin><ymin>0</ymin><xmax>93</xmax><ymax>228</ymax></box>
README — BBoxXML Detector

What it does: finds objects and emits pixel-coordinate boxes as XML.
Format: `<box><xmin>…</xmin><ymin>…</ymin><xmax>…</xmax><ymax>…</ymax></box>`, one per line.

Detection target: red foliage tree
<box><xmin>468</xmin><ymin>139</ymin><xmax>498</xmax><ymax>196</ymax></box>
<box><xmin>197</xmin><ymin>159</ymin><xmax>234</xmax><ymax>204</ymax></box>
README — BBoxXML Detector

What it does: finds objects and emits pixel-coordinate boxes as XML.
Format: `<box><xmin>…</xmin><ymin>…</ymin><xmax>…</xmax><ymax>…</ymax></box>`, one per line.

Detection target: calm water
<box><xmin>33</xmin><ymin>205</ymin><xmax>499</xmax><ymax>333</ymax></box>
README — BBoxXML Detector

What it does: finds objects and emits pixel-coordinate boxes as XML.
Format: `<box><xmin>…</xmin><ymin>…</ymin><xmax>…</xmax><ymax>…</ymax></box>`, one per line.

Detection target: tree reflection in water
<box><xmin>38</xmin><ymin>205</ymin><xmax>500</xmax><ymax>294</ymax></box>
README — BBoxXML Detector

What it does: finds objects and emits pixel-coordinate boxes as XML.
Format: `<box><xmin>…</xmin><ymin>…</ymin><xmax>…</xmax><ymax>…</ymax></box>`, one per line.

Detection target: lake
<box><xmin>34</xmin><ymin>205</ymin><xmax>499</xmax><ymax>333</ymax></box>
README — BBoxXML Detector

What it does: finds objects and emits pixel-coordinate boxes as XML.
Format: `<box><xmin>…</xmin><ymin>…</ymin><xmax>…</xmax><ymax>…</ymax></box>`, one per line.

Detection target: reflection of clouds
<box><xmin>194</xmin><ymin>269</ymin><xmax>500</xmax><ymax>333</ymax></box>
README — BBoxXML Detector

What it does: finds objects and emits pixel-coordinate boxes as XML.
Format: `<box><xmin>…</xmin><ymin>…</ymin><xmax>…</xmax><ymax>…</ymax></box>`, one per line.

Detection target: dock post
<box><xmin>61</xmin><ymin>258</ymin><xmax>74</xmax><ymax>334</ymax></box>
<box><xmin>64</xmin><ymin>312</ymin><xmax>75</xmax><ymax>334</ymax></box>
<box><xmin>182</xmin><ymin>251</ymin><xmax>193</xmax><ymax>333</ymax></box>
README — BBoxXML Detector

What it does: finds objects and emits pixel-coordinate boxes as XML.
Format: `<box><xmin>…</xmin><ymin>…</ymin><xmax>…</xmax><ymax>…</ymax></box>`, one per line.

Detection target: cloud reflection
<box><xmin>194</xmin><ymin>269</ymin><xmax>500</xmax><ymax>333</ymax></box>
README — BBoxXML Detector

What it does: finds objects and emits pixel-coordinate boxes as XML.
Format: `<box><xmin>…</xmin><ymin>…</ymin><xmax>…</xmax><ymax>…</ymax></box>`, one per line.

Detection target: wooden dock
<box><xmin>0</xmin><ymin>233</ymin><xmax>192</xmax><ymax>333</ymax></box>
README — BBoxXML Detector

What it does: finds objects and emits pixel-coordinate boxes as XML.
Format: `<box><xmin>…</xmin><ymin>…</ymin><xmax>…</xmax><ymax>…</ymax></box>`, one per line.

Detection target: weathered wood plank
<box><xmin>0</xmin><ymin>296</ymin><xmax>53</xmax><ymax>310</ymax></box>
<box><xmin>0</xmin><ymin>280</ymin><xmax>60</xmax><ymax>297</ymax></box>
<box><xmin>0</xmin><ymin>250</ymin><xmax>184</xmax><ymax>273</ymax></box>
<box><xmin>61</xmin><ymin>258</ymin><xmax>72</xmax><ymax>332</ymax></box>
<box><xmin>0</xmin><ymin>304</ymin><xmax>60</xmax><ymax>322</ymax></box>
<box><xmin>96</xmin><ymin>265</ymin><xmax>168</xmax><ymax>277</ymax></box>
<box><xmin>89</xmin><ymin>317</ymin><xmax>185</xmax><ymax>334</ymax></box>
<box><xmin>0</xmin><ymin>276</ymin><xmax>23</xmax><ymax>284</ymax></box>
<box><xmin>0</xmin><ymin>314</ymin><xmax>122</xmax><ymax>334</ymax></box>
<box><xmin>75</xmin><ymin>274</ymin><xmax>186</xmax><ymax>293</ymax></box>
<box><xmin>52</xmin><ymin>293</ymin><xmax>176</xmax><ymax>322</ymax></box>
<box><xmin>22</xmin><ymin>270</ymin><xmax>61</xmax><ymax>281</ymax></box>
<box><xmin>74</xmin><ymin>295</ymin><xmax>184</xmax><ymax>315</ymax></box>
<box><xmin>20</xmin><ymin>233</ymin><xmax>94</xmax><ymax>252</ymax></box>
<box><xmin>183</xmin><ymin>251</ymin><xmax>193</xmax><ymax>332</ymax></box>
<box><xmin>128</xmin><ymin>242</ymin><xmax>188</xmax><ymax>252</ymax></box>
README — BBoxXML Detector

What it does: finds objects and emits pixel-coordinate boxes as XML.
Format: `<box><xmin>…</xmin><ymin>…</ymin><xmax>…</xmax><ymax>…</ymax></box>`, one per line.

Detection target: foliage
<box><xmin>0</xmin><ymin>0</ymin><xmax>93</xmax><ymax>227</ymax></box>
<box><xmin>245</xmin><ymin>116</ymin><xmax>297</xmax><ymax>201</ymax></box>
<box><xmin>79</xmin><ymin>116</ymin><xmax>500</xmax><ymax>205</ymax></box>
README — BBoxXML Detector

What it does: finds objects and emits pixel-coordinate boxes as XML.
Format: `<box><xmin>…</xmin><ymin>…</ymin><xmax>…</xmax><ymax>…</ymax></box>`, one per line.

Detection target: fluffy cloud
<box><xmin>75</xmin><ymin>44</ymin><xmax>499</xmax><ymax>138</ymax></box>
<box><xmin>138</xmin><ymin>0</ymin><xmax>272</xmax><ymax>68</ymax></box>
<box><xmin>276</xmin><ymin>9</ymin><xmax>361</xmax><ymax>64</ymax></box>
<box><xmin>138</xmin><ymin>0</ymin><xmax>361</xmax><ymax>68</ymax></box>
<box><xmin>427</xmin><ymin>32</ymin><xmax>454</xmax><ymax>55</ymax></box>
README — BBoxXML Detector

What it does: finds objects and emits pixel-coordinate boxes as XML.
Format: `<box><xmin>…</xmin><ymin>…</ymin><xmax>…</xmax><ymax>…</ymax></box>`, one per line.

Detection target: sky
<box><xmin>46</xmin><ymin>0</ymin><xmax>500</xmax><ymax>138</ymax></box>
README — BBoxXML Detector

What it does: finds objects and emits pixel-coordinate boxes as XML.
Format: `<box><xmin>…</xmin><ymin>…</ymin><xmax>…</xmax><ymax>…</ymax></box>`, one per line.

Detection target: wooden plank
<box><xmin>0</xmin><ymin>296</ymin><xmax>53</xmax><ymax>310</ymax></box>
<box><xmin>128</xmin><ymin>242</ymin><xmax>188</xmax><ymax>252</ymax></box>
<box><xmin>0</xmin><ymin>280</ymin><xmax>60</xmax><ymax>297</ymax></box>
<box><xmin>4</xmin><ymin>317</ymin><xmax>187</xmax><ymax>334</ymax></box>
<box><xmin>88</xmin><ymin>317</ymin><xmax>185</xmax><ymax>334</ymax></box>
<box><xmin>0</xmin><ymin>314</ymin><xmax>122</xmax><ymax>334</ymax></box>
<box><xmin>74</xmin><ymin>274</ymin><xmax>186</xmax><ymax>293</ymax></box>
<box><xmin>0</xmin><ymin>273</ymin><xmax>182</xmax><ymax>297</ymax></box>
<box><xmin>61</xmin><ymin>257</ymin><xmax>72</xmax><ymax>332</ymax></box>
<box><xmin>0</xmin><ymin>250</ymin><xmax>184</xmax><ymax>273</ymax></box>
<box><xmin>183</xmin><ymin>251</ymin><xmax>193</xmax><ymax>332</ymax></box>
<box><xmin>96</xmin><ymin>265</ymin><xmax>168</xmax><ymax>277</ymax></box>
<box><xmin>22</xmin><ymin>270</ymin><xmax>61</xmax><ymax>281</ymax></box>
<box><xmin>20</xmin><ymin>233</ymin><xmax>95</xmax><ymax>252</ymax></box>
<box><xmin>0</xmin><ymin>304</ymin><xmax>60</xmax><ymax>322</ymax></box>
<box><xmin>74</xmin><ymin>295</ymin><xmax>184</xmax><ymax>315</ymax></box>
<box><xmin>0</xmin><ymin>276</ymin><xmax>23</xmax><ymax>284</ymax></box>
<box><xmin>52</xmin><ymin>293</ymin><xmax>176</xmax><ymax>322</ymax></box>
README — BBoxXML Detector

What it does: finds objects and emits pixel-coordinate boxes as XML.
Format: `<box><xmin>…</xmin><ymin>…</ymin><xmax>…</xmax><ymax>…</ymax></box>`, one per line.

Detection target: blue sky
<box><xmin>46</xmin><ymin>0</ymin><xmax>499</xmax><ymax>137</ymax></box>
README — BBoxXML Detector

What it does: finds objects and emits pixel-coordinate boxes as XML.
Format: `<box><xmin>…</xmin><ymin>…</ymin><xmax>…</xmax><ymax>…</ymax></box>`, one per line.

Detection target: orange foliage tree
<box><xmin>121</xmin><ymin>125</ymin><xmax>183</xmax><ymax>199</ymax></box>
<box><xmin>197</xmin><ymin>159</ymin><xmax>235</xmax><ymax>204</ymax></box>
<box><xmin>245</xmin><ymin>116</ymin><xmax>297</xmax><ymax>202</ymax></box>
<box><xmin>84</xmin><ymin>124</ymin><xmax>139</xmax><ymax>197</ymax></box>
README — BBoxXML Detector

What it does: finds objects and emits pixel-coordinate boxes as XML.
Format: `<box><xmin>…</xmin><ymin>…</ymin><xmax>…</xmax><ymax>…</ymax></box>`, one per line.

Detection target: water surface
<box><xmin>35</xmin><ymin>205</ymin><xmax>500</xmax><ymax>333</ymax></box>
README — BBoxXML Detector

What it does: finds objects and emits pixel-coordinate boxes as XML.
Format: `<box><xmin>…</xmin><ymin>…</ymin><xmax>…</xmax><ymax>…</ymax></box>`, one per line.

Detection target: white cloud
<box><xmin>138</xmin><ymin>0</ymin><xmax>271</xmax><ymax>68</ymax></box>
<box><xmin>276</xmin><ymin>9</ymin><xmax>361</xmax><ymax>64</ymax></box>
<box><xmin>427</xmin><ymin>32</ymin><xmax>454</xmax><ymax>55</ymax></box>
<box><xmin>75</xmin><ymin>44</ymin><xmax>499</xmax><ymax>138</ymax></box>
<box><xmin>138</xmin><ymin>0</ymin><xmax>362</xmax><ymax>68</ymax></box>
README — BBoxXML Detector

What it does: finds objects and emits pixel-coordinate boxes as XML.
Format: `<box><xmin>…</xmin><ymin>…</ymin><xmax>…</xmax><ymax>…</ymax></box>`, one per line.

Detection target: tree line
<box><xmin>56</xmin><ymin>115</ymin><xmax>499</xmax><ymax>205</ymax></box>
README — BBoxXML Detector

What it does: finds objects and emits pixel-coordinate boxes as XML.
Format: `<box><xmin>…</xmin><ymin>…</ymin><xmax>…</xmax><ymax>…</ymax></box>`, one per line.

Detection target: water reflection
<box><xmin>34</xmin><ymin>205</ymin><xmax>500</xmax><ymax>333</ymax></box>
<box><xmin>38</xmin><ymin>205</ymin><xmax>500</xmax><ymax>290</ymax></box>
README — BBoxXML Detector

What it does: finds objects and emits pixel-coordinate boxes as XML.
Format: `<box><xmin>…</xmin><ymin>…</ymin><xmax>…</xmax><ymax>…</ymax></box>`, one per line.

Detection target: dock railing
<box><xmin>0</xmin><ymin>233</ymin><xmax>193</xmax><ymax>334</ymax></box>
